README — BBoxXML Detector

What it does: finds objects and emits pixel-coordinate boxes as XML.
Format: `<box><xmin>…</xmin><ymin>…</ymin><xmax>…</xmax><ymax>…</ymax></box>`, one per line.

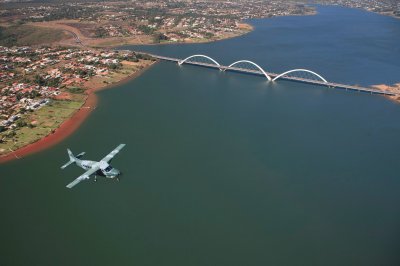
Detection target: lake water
<box><xmin>1</xmin><ymin>5</ymin><xmax>400</xmax><ymax>266</ymax></box>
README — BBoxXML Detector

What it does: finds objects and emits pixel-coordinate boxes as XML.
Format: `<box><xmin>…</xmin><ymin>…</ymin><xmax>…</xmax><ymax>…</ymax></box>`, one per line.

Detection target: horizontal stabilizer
<box><xmin>61</xmin><ymin>160</ymin><xmax>74</xmax><ymax>169</ymax></box>
<box><xmin>76</xmin><ymin>152</ymin><xmax>85</xmax><ymax>159</ymax></box>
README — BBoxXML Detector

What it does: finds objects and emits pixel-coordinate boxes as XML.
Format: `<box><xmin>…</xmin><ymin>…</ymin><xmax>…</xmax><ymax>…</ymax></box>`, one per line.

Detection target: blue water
<box><xmin>1</xmin><ymin>5</ymin><xmax>400</xmax><ymax>266</ymax></box>
<box><xmin>129</xmin><ymin>5</ymin><xmax>400</xmax><ymax>86</ymax></box>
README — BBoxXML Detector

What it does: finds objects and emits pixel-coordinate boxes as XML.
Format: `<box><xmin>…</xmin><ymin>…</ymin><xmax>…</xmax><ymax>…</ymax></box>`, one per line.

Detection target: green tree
<box><xmin>16</xmin><ymin>119</ymin><xmax>27</xmax><ymax>128</ymax></box>
<box><xmin>153</xmin><ymin>32</ymin><xmax>168</xmax><ymax>43</ymax></box>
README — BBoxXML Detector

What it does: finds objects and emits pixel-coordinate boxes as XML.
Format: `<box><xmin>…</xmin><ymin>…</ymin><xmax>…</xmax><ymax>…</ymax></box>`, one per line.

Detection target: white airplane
<box><xmin>61</xmin><ymin>144</ymin><xmax>126</xmax><ymax>189</ymax></box>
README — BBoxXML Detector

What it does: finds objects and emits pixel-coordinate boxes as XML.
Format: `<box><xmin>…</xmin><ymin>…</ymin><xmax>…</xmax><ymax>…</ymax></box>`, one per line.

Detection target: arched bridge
<box><xmin>176</xmin><ymin>55</ymin><xmax>324</xmax><ymax>84</ymax></box>
<box><xmin>272</xmin><ymin>69</ymin><xmax>328</xmax><ymax>83</ymax></box>
<box><xmin>178</xmin><ymin>55</ymin><xmax>221</xmax><ymax>68</ymax></box>
<box><xmin>147</xmin><ymin>53</ymin><xmax>396</xmax><ymax>96</ymax></box>
<box><xmin>225</xmin><ymin>60</ymin><xmax>272</xmax><ymax>81</ymax></box>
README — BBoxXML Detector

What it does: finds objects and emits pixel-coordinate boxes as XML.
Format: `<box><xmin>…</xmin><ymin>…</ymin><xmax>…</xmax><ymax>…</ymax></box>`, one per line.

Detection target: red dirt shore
<box><xmin>0</xmin><ymin>62</ymin><xmax>156</xmax><ymax>164</ymax></box>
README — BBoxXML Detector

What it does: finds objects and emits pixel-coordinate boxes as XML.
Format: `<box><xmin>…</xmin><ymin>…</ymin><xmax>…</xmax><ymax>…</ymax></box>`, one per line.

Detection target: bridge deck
<box><xmin>148</xmin><ymin>54</ymin><xmax>395</xmax><ymax>96</ymax></box>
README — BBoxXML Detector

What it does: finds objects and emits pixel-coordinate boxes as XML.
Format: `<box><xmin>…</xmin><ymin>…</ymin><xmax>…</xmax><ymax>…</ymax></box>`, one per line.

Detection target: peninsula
<box><xmin>0</xmin><ymin>0</ymin><xmax>316</xmax><ymax>162</ymax></box>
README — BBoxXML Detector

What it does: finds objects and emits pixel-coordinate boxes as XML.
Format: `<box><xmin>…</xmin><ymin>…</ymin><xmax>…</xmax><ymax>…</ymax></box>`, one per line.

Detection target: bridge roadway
<box><xmin>147</xmin><ymin>54</ymin><xmax>396</xmax><ymax>96</ymax></box>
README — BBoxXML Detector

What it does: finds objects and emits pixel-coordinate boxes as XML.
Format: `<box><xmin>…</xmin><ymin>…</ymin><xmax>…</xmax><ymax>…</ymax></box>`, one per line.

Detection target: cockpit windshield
<box><xmin>104</xmin><ymin>166</ymin><xmax>113</xmax><ymax>172</ymax></box>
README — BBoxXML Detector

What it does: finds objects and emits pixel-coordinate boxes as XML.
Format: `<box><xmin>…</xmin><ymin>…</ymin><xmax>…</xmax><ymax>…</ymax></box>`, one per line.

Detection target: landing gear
<box><xmin>94</xmin><ymin>175</ymin><xmax>97</xmax><ymax>182</ymax></box>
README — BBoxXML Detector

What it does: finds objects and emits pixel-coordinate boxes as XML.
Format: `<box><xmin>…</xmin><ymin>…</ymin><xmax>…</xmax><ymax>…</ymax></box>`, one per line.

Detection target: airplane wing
<box><xmin>101</xmin><ymin>144</ymin><xmax>126</xmax><ymax>163</ymax></box>
<box><xmin>66</xmin><ymin>167</ymin><xmax>98</xmax><ymax>189</ymax></box>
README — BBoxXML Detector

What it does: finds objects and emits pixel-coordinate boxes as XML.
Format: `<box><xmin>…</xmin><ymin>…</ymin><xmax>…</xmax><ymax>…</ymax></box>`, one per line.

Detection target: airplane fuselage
<box><xmin>77</xmin><ymin>159</ymin><xmax>97</xmax><ymax>171</ymax></box>
<box><xmin>76</xmin><ymin>159</ymin><xmax>120</xmax><ymax>178</ymax></box>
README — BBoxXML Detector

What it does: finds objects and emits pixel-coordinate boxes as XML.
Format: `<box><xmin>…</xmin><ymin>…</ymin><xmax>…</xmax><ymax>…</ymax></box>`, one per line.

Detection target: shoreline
<box><xmin>79</xmin><ymin>23</ymin><xmax>255</xmax><ymax>49</ymax></box>
<box><xmin>0</xmin><ymin>21</ymin><xmax>256</xmax><ymax>164</ymax></box>
<box><xmin>0</xmin><ymin>61</ymin><xmax>156</xmax><ymax>164</ymax></box>
<box><xmin>29</xmin><ymin>20</ymin><xmax>255</xmax><ymax>49</ymax></box>
<box><xmin>0</xmin><ymin>9</ymin><xmax>322</xmax><ymax>164</ymax></box>
<box><xmin>0</xmin><ymin>21</ymin><xmax>258</xmax><ymax>164</ymax></box>
<box><xmin>373</xmin><ymin>83</ymin><xmax>400</xmax><ymax>103</ymax></box>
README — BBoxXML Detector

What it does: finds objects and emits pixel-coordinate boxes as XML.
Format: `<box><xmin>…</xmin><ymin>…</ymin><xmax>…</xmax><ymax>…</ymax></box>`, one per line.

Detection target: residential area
<box><xmin>315</xmin><ymin>0</ymin><xmax>400</xmax><ymax>17</ymax></box>
<box><xmin>0</xmin><ymin>0</ymin><xmax>315</xmax><ymax>46</ymax></box>
<box><xmin>0</xmin><ymin>45</ymin><xmax>154</xmax><ymax>154</ymax></box>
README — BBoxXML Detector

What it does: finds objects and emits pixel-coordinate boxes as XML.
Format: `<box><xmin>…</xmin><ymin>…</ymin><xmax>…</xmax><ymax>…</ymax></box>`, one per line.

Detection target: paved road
<box><xmin>64</xmin><ymin>29</ymin><xmax>84</xmax><ymax>46</ymax></box>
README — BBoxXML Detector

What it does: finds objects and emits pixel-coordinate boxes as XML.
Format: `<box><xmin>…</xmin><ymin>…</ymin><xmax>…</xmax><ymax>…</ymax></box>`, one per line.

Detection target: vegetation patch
<box><xmin>68</xmin><ymin>87</ymin><xmax>85</xmax><ymax>94</ymax></box>
<box><xmin>0</xmin><ymin>25</ymin><xmax>67</xmax><ymax>47</ymax></box>
<box><xmin>0</xmin><ymin>100</ymin><xmax>84</xmax><ymax>154</ymax></box>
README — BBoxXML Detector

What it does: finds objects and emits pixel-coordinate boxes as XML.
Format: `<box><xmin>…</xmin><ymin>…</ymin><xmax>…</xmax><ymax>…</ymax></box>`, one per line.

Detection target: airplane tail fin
<box><xmin>67</xmin><ymin>149</ymin><xmax>75</xmax><ymax>161</ymax></box>
<box><xmin>61</xmin><ymin>149</ymin><xmax>85</xmax><ymax>169</ymax></box>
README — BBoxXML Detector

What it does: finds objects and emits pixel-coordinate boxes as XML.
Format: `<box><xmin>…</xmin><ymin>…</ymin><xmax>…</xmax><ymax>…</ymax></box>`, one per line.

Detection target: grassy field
<box><xmin>0</xmin><ymin>24</ymin><xmax>68</xmax><ymax>47</ymax></box>
<box><xmin>0</xmin><ymin>99</ymin><xmax>84</xmax><ymax>155</ymax></box>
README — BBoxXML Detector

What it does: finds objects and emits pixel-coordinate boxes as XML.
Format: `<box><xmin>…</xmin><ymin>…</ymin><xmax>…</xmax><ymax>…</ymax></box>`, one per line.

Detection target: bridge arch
<box><xmin>178</xmin><ymin>55</ymin><xmax>221</xmax><ymax>67</ymax></box>
<box><xmin>272</xmin><ymin>69</ymin><xmax>328</xmax><ymax>83</ymax></box>
<box><xmin>225</xmin><ymin>60</ymin><xmax>271</xmax><ymax>81</ymax></box>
